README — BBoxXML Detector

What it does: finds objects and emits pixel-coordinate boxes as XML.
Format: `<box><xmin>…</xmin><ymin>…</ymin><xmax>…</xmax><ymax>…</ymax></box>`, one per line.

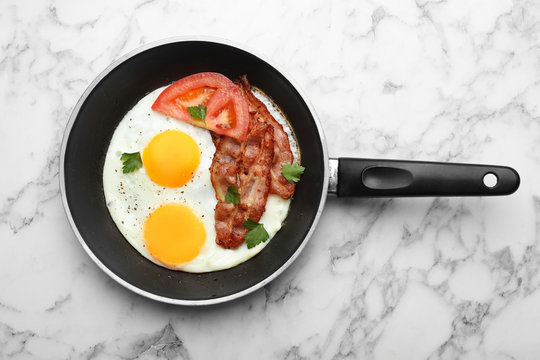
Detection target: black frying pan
<box><xmin>60</xmin><ymin>37</ymin><xmax>520</xmax><ymax>305</ymax></box>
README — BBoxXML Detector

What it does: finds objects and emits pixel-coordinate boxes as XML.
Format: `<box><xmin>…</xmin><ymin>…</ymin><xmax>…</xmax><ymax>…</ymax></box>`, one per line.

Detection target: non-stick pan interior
<box><xmin>63</xmin><ymin>40</ymin><xmax>327</xmax><ymax>303</ymax></box>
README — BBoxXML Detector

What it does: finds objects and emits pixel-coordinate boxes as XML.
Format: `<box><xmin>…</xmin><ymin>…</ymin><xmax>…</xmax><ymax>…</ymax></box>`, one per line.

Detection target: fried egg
<box><xmin>103</xmin><ymin>87</ymin><xmax>297</xmax><ymax>272</ymax></box>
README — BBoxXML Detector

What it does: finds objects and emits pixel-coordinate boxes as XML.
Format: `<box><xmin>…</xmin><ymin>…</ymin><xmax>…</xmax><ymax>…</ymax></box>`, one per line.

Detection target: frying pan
<box><xmin>60</xmin><ymin>37</ymin><xmax>520</xmax><ymax>305</ymax></box>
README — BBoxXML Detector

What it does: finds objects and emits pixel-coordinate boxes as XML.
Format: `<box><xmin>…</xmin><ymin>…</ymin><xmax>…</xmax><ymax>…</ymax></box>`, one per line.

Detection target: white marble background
<box><xmin>1</xmin><ymin>0</ymin><xmax>540</xmax><ymax>359</ymax></box>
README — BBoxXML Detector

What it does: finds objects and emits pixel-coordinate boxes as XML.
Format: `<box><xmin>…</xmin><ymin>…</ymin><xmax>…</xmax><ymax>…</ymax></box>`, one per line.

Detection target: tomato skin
<box><xmin>151</xmin><ymin>72</ymin><xmax>250</xmax><ymax>142</ymax></box>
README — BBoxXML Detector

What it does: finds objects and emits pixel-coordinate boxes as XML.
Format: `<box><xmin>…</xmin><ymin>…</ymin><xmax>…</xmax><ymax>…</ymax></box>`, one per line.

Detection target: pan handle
<box><xmin>328</xmin><ymin>158</ymin><xmax>520</xmax><ymax>197</ymax></box>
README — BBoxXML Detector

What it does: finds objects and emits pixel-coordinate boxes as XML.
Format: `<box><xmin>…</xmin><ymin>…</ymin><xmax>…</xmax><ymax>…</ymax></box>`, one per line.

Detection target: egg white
<box><xmin>103</xmin><ymin>86</ymin><xmax>298</xmax><ymax>273</ymax></box>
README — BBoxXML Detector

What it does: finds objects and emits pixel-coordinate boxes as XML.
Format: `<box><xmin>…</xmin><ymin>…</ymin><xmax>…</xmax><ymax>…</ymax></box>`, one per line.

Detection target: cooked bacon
<box><xmin>229</xmin><ymin>122</ymin><xmax>274</xmax><ymax>246</ymax></box>
<box><xmin>211</xmin><ymin>136</ymin><xmax>242</xmax><ymax>248</ymax></box>
<box><xmin>210</xmin><ymin>132</ymin><xmax>221</xmax><ymax>147</ymax></box>
<box><xmin>210</xmin><ymin>136</ymin><xmax>242</xmax><ymax>201</ymax></box>
<box><xmin>214</xmin><ymin>202</ymin><xmax>237</xmax><ymax>247</ymax></box>
<box><xmin>212</xmin><ymin>122</ymin><xmax>274</xmax><ymax>249</ymax></box>
<box><xmin>238</xmin><ymin>76</ymin><xmax>295</xmax><ymax>199</ymax></box>
<box><xmin>211</xmin><ymin>76</ymin><xmax>296</xmax><ymax>249</ymax></box>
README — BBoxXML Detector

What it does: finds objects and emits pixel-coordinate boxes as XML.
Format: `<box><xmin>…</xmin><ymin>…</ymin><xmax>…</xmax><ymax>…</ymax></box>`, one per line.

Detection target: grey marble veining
<box><xmin>1</xmin><ymin>0</ymin><xmax>540</xmax><ymax>359</ymax></box>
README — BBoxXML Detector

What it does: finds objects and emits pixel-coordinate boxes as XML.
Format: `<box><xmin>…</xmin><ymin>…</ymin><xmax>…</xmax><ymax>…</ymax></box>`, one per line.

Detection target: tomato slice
<box><xmin>206</xmin><ymin>86</ymin><xmax>249</xmax><ymax>141</ymax></box>
<box><xmin>151</xmin><ymin>72</ymin><xmax>250</xmax><ymax>142</ymax></box>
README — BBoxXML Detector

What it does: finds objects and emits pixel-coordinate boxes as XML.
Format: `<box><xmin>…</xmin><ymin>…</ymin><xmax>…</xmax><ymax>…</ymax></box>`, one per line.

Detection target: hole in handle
<box><xmin>483</xmin><ymin>173</ymin><xmax>498</xmax><ymax>188</ymax></box>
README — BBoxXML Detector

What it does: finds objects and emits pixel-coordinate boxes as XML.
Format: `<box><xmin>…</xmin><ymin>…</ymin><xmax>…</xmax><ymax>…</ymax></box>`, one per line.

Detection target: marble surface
<box><xmin>1</xmin><ymin>0</ymin><xmax>540</xmax><ymax>358</ymax></box>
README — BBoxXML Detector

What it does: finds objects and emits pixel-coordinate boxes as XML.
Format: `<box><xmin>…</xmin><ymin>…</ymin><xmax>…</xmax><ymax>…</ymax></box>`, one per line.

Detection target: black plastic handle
<box><xmin>336</xmin><ymin>158</ymin><xmax>520</xmax><ymax>197</ymax></box>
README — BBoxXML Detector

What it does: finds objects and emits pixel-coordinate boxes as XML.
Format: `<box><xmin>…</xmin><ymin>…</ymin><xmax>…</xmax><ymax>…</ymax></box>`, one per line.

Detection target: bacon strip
<box><xmin>238</xmin><ymin>76</ymin><xmax>295</xmax><ymax>199</ymax></box>
<box><xmin>211</xmin><ymin>122</ymin><xmax>274</xmax><ymax>249</ymax></box>
<box><xmin>210</xmin><ymin>136</ymin><xmax>242</xmax><ymax>247</ymax></box>
<box><xmin>229</xmin><ymin>122</ymin><xmax>274</xmax><ymax>247</ymax></box>
<box><xmin>210</xmin><ymin>136</ymin><xmax>242</xmax><ymax>202</ymax></box>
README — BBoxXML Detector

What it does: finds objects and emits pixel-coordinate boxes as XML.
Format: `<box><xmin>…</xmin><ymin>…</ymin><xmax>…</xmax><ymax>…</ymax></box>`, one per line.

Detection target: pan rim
<box><xmin>59</xmin><ymin>35</ymin><xmax>329</xmax><ymax>306</ymax></box>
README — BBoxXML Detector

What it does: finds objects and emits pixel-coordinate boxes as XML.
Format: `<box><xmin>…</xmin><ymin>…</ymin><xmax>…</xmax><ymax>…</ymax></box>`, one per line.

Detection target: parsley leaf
<box><xmin>225</xmin><ymin>185</ymin><xmax>241</xmax><ymax>204</ymax></box>
<box><xmin>187</xmin><ymin>105</ymin><xmax>207</xmax><ymax>125</ymax></box>
<box><xmin>120</xmin><ymin>152</ymin><xmax>142</xmax><ymax>173</ymax></box>
<box><xmin>243</xmin><ymin>219</ymin><xmax>269</xmax><ymax>249</ymax></box>
<box><xmin>281</xmin><ymin>163</ymin><xmax>305</xmax><ymax>183</ymax></box>
<box><xmin>243</xmin><ymin>219</ymin><xmax>260</xmax><ymax>230</ymax></box>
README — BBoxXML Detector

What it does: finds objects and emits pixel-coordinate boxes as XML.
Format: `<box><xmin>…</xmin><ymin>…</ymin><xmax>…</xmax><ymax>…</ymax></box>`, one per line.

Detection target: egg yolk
<box><xmin>144</xmin><ymin>204</ymin><xmax>206</xmax><ymax>266</ymax></box>
<box><xmin>143</xmin><ymin>130</ymin><xmax>200</xmax><ymax>187</ymax></box>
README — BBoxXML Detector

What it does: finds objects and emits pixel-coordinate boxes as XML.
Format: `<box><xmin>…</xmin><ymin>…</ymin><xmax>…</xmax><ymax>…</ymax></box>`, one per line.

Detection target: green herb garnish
<box><xmin>120</xmin><ymin>152</ymin><xmax>142</xmax><ymax>173</ymax></box>
<box><xmin>243</xmin><ymin>219</ymin><xmax>269</xmax><ymax>249</ymax></box>
<box><xmin>225</xmin><ymin>185</ymin><xmax>241</xmax><ymax>204</ymax></box>
<box><xmin>187</xmin><ymin>105</ymin><xmax>207</xmax><ymax>124</ymax></box>
<box><xmin>281</xmin><ymin>163</ymin><xmax>305</xmax><ymax>183</ymax></box>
